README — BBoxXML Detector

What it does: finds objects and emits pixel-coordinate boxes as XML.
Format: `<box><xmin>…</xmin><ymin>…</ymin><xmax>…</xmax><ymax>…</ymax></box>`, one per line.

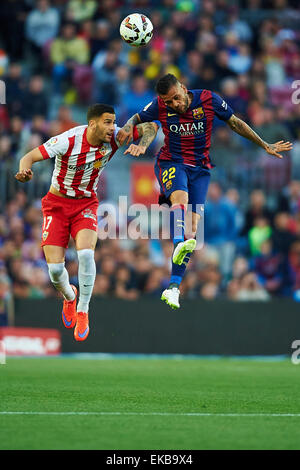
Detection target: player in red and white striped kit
<box><xmin>15</xmin><ymin>104</ymin><xmax>158</xmax><ymax>341</ymax></box>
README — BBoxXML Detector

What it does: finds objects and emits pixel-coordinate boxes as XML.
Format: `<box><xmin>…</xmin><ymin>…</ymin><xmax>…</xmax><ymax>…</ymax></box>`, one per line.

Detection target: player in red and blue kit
<box><xmin>118</xmin><ymin>73</ymin><xmax>293</xmax><ymax>309</ymax></box>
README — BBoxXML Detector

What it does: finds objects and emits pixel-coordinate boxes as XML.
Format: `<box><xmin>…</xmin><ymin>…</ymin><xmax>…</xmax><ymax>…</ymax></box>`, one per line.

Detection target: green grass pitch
<box><xmin>1</xmin><ymin>356</ymin><xmax>300</xmax><ymax>450</ymax></box>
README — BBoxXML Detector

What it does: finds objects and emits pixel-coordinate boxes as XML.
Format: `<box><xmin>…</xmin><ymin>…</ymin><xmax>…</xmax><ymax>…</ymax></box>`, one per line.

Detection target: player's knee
<box><xmin>170</xmin><ymin>190</ymin><xmax>188</xmax><ymax>206</ymax></box>
<box><xmin>48</xmin><ymin>262</ymin><xmax>65</xmax><ymax>282</ymax></box>
<box><xmin>77</xmin><ymin>249</ymin><xmax>95</xmax><ymax>272</ymax></box>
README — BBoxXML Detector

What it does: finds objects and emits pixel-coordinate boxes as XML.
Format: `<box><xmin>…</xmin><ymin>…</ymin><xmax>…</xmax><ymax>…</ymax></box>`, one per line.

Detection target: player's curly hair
<box><xmin>87</xmin><ymin>104</ymin><xmax>115</xmax><ymax>122</ymax></box>
<box><xmin>156</xmin><ymin>74</ymin><xmax>179</xmax><ymax>95</ymax></box>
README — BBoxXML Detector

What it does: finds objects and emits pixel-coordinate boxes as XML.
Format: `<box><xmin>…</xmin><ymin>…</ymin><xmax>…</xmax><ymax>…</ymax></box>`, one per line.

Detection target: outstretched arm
<box><xmin>15</xmin><ymin>147</ymin><xmax>44</xmax><ymax>182</ymax></box>
<box><xmin>227</xmin><ymin>114</ymin><xmax>293</xmax><ymax>159</ymax></box>
<box><xmin>123</xmin><ymin>122</ymin><xmax>158</xmax><ymax>157</ymax></box>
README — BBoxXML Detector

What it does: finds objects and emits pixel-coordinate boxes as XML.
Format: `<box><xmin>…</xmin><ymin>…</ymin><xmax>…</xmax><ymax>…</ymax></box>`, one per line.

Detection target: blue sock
<box><xmin>169</xmin><ymin>252</ymin><xmax>192</xmax><ymax>288</ymax></box>
<box><xmin>170</xmin><ymin>204</ymin><xmax>186</xmax><ymax>245</ymax></box>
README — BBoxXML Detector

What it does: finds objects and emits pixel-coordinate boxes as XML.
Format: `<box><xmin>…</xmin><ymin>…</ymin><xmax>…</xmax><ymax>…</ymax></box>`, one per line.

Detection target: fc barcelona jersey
<box><xmin>138</xmin><ymin>89</ymin><xmax>234</xmax><ymax>168</ymax></box>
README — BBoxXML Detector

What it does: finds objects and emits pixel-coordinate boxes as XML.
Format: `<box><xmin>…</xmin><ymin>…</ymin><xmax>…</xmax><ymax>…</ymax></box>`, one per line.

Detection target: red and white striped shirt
<box><xmin>39</xmin><ymin>125</ymin><xmax>139</xmax><ymax>198</ymax></box>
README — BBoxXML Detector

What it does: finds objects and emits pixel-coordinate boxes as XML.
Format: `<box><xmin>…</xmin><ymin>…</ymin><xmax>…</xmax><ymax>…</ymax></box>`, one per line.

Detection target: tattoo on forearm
<box><xmin>125</xmin><ymin>114</ymin><xmax>141</xmax><ymax>130</ymax></box>
<box><xmin>228</xmin><ymin>115</ymin><xmax>267</xmax><ymax>149</ymax></box>
<box><xmin>137</xmin><ymin>123</ymin><xmax>157</xmax><ymax>149</ymax></box>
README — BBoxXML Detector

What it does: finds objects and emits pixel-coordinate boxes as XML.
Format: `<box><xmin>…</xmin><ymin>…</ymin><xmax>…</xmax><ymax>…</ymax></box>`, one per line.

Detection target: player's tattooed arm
<box><xmin>124</xmin><ymin>122</ymin><xmax>158</xmax><ymax>157</ymax></box>
<box><xmin>227</xmin><ymin>114</ymin><xmax>293</xmax><ymax>159</ymax></box>
<box><xmin>15</xmin><ymin>147</ymin><xmax>44</xmax><ymax>182</ymax></box>
<box><xmin>117</xmin><ymin>113</ymin><xmax>142</xmax><ymax>145</ymax></box>
<box><xmin>136</xmin><ymin>122</ymin><xmax>158</xmax><ymax>147</ymax></box>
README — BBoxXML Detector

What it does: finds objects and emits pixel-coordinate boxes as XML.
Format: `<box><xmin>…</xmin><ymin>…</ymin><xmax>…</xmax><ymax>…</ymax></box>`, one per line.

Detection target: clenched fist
<box><xmin>15</xmin><ymin>169</ymin><xmax>33</xmax><ymax>183</ymax></box>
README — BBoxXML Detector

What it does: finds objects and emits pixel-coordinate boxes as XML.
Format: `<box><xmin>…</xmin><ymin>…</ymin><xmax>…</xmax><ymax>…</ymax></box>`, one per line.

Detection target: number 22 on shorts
<box><xmin>162</xmin><ymin>167</ymin><xmax>176</xmax><ymax>184</ymax></box>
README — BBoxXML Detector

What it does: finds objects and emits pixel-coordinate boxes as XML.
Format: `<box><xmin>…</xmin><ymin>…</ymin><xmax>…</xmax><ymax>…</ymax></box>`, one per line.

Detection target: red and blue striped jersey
<box><xmin>138</xmin><ymin>89</ymin><xmax>234</xmax><ymax>168</ymax></box>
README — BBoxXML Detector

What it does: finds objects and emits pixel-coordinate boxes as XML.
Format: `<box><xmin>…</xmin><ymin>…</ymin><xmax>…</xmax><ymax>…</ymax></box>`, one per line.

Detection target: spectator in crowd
<box><xmin>248</xmin><ymin>216</ymin><xmax>272</xmax><ymax>256</ymax></box>
<box><xmin>221</xmin><ymin>6</ymin><xmax>253</xmax><ymax>43</ymax></box>
<box><xmin>284</xmin><ymin>240</ymin><xmax>300</xmax><ymax>296</ymax></box>
<box><xmin>252</xmin><ymin>238</ymin><xmax>283</xmax><ymax>295</ymax></box>
<box><xmin>4</xmin><ymin>62</ymin><xmax>26</xmax><ymax>117</ymax></box>
<box><xmin>30</xmin><ymin>115</ymin><xmax>50</xmax><ymax>143</ymax></box>
<box><xmin>66</xmin><ymin>0</ymin><xmax>97</xmax><ymax>23</ymax></box>
<box><xmin>144</xmin><ymin>267</ymin><xmax>165</xmax><ymax>297</ymax></box>
<box><xmin>0</xmin><ymin>0</ymin><xmax>30</xmax><ymax>61</ymax></box>
<box><xmin>0</xmin><ymin>135</ymin><xmax>12</xmax><ymax>164</ymax></box>
<box><xmin>211</xmin><ymin>126</ymin><xmax>243</xmax><ymax>185</ymax></box>
<box><xmin>21</xmin><ymin>75</ymin><xmax>49</xmax><ymax>121</ymax></box>
<box><xmin>93</xmin><ymin>273</ymin><xmax>110</xmax><ymax>297</ymax></box>
<box><xmin>228</xmin><ymin>43</ymin><xmax>252</xmax><ymax>75</ymax></box>
<box><xmin>55</xmin><ymin>105</ymin><xmax>79</xmax><ymax>133</ymax></box>
<box><xmin>236</xmin><ymin>272</ymin><xmax>271</xmax><ymax>301</ymax></box>
<box><xmin>114</xmin><ymin>264</ymin><xmax>139</xmax><ymax>300</ymax></box>
<box><xmin>204</xmin><ymin>182</ymin><xmax>238</xmax><ymax>278</ymax></box>
<box><xmin>200</xmin><ymin>282</ymin><xmax>219</xmax><ymax>300</ymax></box>
<box><xmin>50</xmin><ymin>21</ymin><xmax>89</xmax><ymax>95</ymax></box>
<box><xmin>277</xmin><ymin>180</ymin><xmax>300</xmax><ymax>215</ymax></box>
<box><xmin>252</xmin><ymin>107</ymin><xmax>293</xmax><ymax>146</ymax></box>
<box><xmin>242</xmin><ymin>189</ymin><xmax>274</xmax><ymax>236</ymax></box>
<box><xmin>220</xmin><ymin>76</ymin><xmax>248</xmax><ymax>119</ymax></box>
<box><xmin>180</xmin><ymin>271</ymin><xmax>199</xmax><ymax>299</ymax></box>
<box><xmin>25</xmin><ymin>0</ymin><xmax>60</xmax><ymax>67</ymax></box>
<box><xmin>214</xmin><ymin>50</ymin><xmax>237</xmax><ymax>84</ymax></box>
<box><xmin>231</xmin><ymin>256</ymin><xmax>250</xmax><ymax>282</ymax></box>
<box><xmin>271</xmin><ymin>211</ymin><xmax>297</xmax><ymax>255</ymax></box>
<box><xmin>90</xmin><ymin>20</ymin><xmax>110</xmax><ymax>61</ymax></box>
<box><xmin>92</xmin><ymin>47</ymin><xmax>121</xmax><ymax>104</ymax></box>
<box><xmin>122</xmin><ymin>75</ymin><xmax>155</xmax><ymax>122</ymax></box>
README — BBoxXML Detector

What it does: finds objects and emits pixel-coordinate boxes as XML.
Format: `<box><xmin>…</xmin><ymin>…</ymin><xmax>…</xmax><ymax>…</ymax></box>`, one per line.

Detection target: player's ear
<box><xmin>88</xmin><ymin>119</ymin><xmax>96</xmax><ymax>129</ymax></box>
<box><xmin>180</xmin><ymin>83</ymin><xmax>188</xmax><ymax>94</ymax></box>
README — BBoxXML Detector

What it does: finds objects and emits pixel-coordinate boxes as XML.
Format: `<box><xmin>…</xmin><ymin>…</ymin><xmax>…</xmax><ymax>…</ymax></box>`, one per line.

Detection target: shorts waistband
<box><xmin>45</xmin><ymin>191</ymin><xmax>97</xmax><ymax>202</ymax></box>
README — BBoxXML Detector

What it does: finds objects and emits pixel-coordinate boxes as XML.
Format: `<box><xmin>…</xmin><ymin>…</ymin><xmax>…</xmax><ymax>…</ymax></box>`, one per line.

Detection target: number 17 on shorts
<box><xmin>42</xmin><ymin>216</ymin><xmax>53</xmax><ymax>243</ymax></box>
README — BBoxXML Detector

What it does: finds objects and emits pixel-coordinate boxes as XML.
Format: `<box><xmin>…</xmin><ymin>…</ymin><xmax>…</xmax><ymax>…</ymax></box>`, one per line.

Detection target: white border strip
<box><xmin>1</xmin><ymin>411</ymin><xmax>300</xmax><ymax>417</ymax></box>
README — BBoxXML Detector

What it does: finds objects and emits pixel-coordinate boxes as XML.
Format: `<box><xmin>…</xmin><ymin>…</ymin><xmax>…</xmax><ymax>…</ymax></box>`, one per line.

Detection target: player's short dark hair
<box><xmin>155</xmin><ymin>74</ymin><xmax>179</xmax><ymax>95</ymax></box>
<box><xmin>87</xmin><ymin>103</ymin><xmax>115</xmax><ymax>122</ymax></box>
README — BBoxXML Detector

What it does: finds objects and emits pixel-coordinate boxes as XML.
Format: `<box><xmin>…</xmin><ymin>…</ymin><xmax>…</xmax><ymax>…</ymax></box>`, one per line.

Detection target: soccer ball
<box><xmin>120</xmin><ymin>13</ymin><xmax>153</xmax><ymax>47</ymax></box>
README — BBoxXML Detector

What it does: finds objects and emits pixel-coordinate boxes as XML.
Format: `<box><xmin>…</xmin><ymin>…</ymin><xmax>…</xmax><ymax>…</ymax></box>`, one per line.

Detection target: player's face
<box><xmin>93</xmin><ymin>113</ymin><xmax>116</xmax><ymax>144</ymax></box>
<box><xmin>159</xmin><ymin>84</ymin><xmax>190</xmax><ymax>114</ymax></box>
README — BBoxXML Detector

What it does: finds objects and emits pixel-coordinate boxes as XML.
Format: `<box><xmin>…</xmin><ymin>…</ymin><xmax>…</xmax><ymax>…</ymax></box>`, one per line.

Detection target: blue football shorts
<box><xmin>154</xmin><ymin>160</ymin><xmax>211</xmax><ymax>214</ymax></box>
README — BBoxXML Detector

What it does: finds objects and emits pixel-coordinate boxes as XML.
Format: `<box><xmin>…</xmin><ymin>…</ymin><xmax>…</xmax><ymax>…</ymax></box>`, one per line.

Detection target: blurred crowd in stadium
<box><xmin>0</xmin><ymin>0</ymin><xmax>300</xmax><ymax>323</ymax></box>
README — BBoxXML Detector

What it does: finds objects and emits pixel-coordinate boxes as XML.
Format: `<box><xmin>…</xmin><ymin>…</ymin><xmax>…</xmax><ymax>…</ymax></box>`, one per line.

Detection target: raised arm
<box><xmin>124</xmin><ymin>122</ymin><xmax>158</xmax><ymax>157</ymax></box>
<box><xmin>15</xmin><ymin>147</ymin><xmax>44</xmax><ymax>182</ymax></box>
<box><xmin>227</xmin><ymin>114</ymin><xmax>293</xmax><ymax>159</ymax></box>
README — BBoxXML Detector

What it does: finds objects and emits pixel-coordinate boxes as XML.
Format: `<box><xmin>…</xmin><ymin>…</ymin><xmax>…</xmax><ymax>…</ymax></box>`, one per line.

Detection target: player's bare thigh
<box><xmin>75</xmin><ymin>228</ymin><xmax>98</xmax><ymax>251</ymax></box>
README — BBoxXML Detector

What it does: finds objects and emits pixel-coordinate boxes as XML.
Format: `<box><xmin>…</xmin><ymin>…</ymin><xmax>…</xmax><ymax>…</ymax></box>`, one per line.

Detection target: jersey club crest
<box><xmin>192</xmin><ymin>107</ymin><xmax>204</xmax><ymax>120</ymax></box>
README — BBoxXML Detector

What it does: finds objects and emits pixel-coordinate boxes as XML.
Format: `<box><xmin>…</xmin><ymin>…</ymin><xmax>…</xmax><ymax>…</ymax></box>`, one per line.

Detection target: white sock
<box><xmin>48</xmin><ymin>263</ymin><xmax>75</xmax><ymax>301</ymax></box>
<box><xmin>77</xmin><ymin>249</ymin><xmax>96</xmax><ymax>313</ymax></box>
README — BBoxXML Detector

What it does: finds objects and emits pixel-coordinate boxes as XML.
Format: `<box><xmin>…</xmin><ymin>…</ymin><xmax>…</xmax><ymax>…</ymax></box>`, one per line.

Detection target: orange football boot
<box><xmin>62</xmin><ymin>285</ymin><xmax>77</xmax><ymax>329</ymax></box>
<box><xmin>74</xmin><ymin>312</ymin><xmax>89</xmax><ymax>341</ymax></box>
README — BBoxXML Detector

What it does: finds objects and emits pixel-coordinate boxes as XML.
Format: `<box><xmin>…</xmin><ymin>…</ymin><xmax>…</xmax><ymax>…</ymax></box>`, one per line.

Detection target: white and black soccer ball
<box><xmin>120</xmin><ymin>13</ymin><xmax>153</xmax><ymax>47</ymax></box>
